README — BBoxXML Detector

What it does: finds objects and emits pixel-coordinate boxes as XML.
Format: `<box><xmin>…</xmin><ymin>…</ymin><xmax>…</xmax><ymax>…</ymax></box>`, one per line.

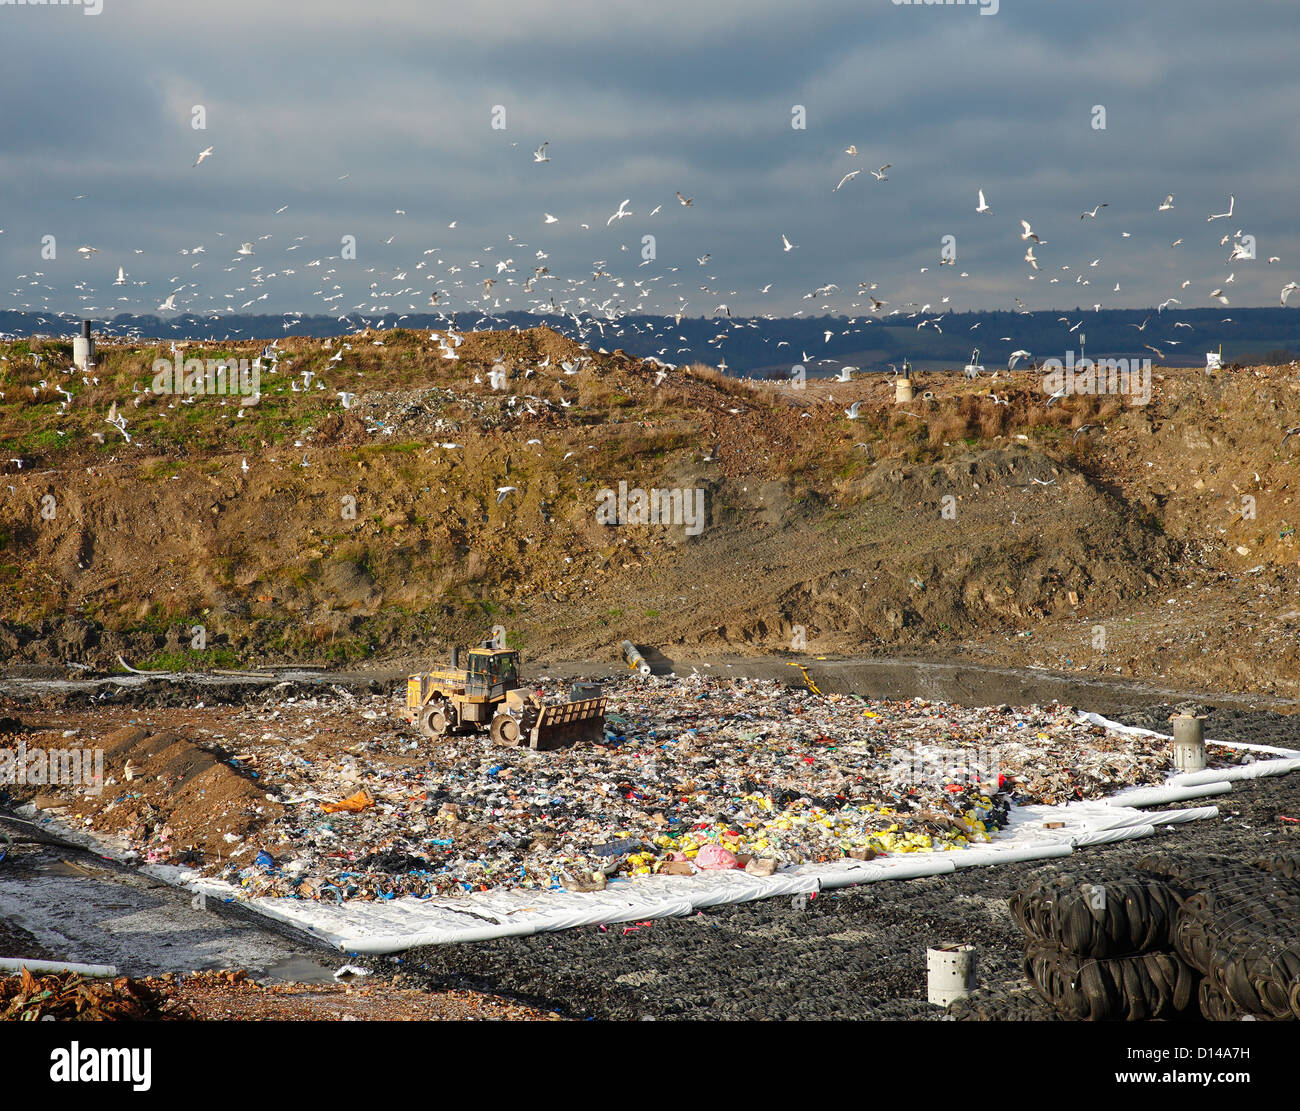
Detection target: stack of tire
<box><xmin>1143</xmin><ymin>851</ymin><xmax>1300</xmax><ymax>1022</ymax></box>
<box><xmin>1010</xmin><ymin>869</ymin><xmax>1197</xmax><ymax>1021</ymax></box>
<box><xmin>1001</xmin><ymin>853</ymin><xmax>1300</xmax><ymax>1022</ymax></box>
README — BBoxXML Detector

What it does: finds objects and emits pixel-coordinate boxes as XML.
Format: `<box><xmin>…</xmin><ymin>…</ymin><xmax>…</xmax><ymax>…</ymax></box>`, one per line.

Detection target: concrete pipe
<box><xmin>1171</xmin><ymin>714</ymin><xmax>1207</xmax><ymax>772</ymax></box>
<box><xmin>620</xmin><ymin>640</ymin><xmax>652</xmax><ymax>676</ymax></box>
<box><xmin>927</xmin><ymin>943</ymin><xmax>977</xmax><ymax>1007</ymax></box>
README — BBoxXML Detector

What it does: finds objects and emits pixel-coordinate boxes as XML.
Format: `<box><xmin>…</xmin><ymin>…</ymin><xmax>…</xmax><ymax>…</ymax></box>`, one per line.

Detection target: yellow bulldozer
<box><xmin>405</xmin><ymin>643</ymin><xmax>607</xmax><ymax>750</ymax></box>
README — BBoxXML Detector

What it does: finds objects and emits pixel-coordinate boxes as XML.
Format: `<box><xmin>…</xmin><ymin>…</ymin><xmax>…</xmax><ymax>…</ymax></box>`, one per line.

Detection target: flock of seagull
<box><xmin>3</xmin><ymin>136</ymin><xmax>1299</xmax><ymax>387</ymax></box>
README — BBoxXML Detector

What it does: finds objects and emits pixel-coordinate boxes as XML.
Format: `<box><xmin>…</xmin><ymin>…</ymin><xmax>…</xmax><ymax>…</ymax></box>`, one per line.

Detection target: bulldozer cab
<box><xmin>464</xmin><ymin>648</ymin><xmax>519</xmax><ymax>701</ymax></box>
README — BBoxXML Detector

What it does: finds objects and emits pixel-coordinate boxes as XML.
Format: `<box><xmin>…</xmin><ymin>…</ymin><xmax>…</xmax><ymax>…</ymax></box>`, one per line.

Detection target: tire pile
<box><xmin>1010</xmin><ymin>871</ymin><xmax>1196</xmax><ymax>1020</ymax></box>
<box><xmin>995</xmin><ymin>852</ymin><xmax>1300</xmax><ymax>1021</ymax></box>
<box><xmin>1148</xmin><ymin>851</ymin><xmax>1300</xmax><ymax>1022</ymax></box>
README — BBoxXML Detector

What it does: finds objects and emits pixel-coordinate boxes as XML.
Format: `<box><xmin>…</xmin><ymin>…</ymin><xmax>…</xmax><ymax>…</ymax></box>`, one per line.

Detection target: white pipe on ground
<box><xmin>620</xmin><ymin>640</ymin><xmax>652</xmax><ymax>676</ymax></box>
<box><xmin>1102</xmin><ymin>780</ymin><xmax>1231</xmax><ymax>808</ymax></box>
<box><xmin>1173</xmin><ymin>757</ymin><xmax>1300</xmax><ymax>786</ymax></box>
<box><xmin>0</xmin><ymin>957</ymin><xmax>119</xmax><ymax>978</ymax></box>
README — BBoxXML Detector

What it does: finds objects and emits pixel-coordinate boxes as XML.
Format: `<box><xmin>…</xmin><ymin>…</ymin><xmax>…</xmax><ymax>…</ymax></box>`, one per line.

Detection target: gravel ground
<box><xmin>367</xmin><ymin>703</ymin><xmax>1300</xmax><ymax>1020</ymax></box>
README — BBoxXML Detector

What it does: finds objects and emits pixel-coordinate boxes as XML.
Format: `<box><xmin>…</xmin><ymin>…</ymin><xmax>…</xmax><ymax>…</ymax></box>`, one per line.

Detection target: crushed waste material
<box><xmin>9</xmin><ymin>672</ymin><xmax>1255</xmax><ymax>908</ymax></box>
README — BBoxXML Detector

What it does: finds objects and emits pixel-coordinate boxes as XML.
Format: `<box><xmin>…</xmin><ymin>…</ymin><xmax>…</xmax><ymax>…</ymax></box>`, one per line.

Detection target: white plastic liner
<box><xmin>1075</xmin><ymin>711</ymin><xmax>1300</xmax><ymax>758</ymax></box>
<box><xmin>154</xmin><ymin>801</ymin><xmax>1214</xmax><ymax>953</ymax></box>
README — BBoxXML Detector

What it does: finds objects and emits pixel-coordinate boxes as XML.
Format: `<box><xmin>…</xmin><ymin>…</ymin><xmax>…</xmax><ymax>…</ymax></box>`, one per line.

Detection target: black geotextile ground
<box><xmin>363</xmin><ymin>704</ymin><xmax>1300</xmax><ymax>1020</ymax></box>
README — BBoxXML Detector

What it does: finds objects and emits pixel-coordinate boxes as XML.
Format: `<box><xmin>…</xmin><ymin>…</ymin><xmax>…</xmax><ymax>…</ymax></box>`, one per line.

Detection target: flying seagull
<box><xmin>1207</xmin><ymin>194</ymin><xmax>1235</xmax><ymax>222</ymax></box>
<box><xmin>834</xmin><ymin>170</ymin><xmax>861</xmax><ymax>191</ymax></box>
<box><xmin>194</xmin><ymin>146</ymin><xmax>214</xmax><ymax>167</ymax></box>
<box><xmin>676</xmin><ymin>191</ymin><xmax>693</xmax><ymax>206</ymax></box>
<box><xmin>1158</xmin><ymin>193</ymin><xmax>1175</xmax><ymax>211</ymax></box>
<box><xmin>870</xmin><ymin>164</ymin><xmax>891</xmax><ymax>181</ymax></box>
<box><xmin>532</xmin><ymin>141</ymin><xmax>549</xmax><ymax>163</ymax></box>
<box><xmin>781</xmin><ymin>234</ymin><xmax>797</xmax><ymax>252</ymax></box>
<box><xmin>976</xmin><ymin>189</ymin><xmax>992</xmax><ymax>215</ymax></box>
<box><xmin>606</xmin><ymin>199</ymin><xmax>633</xmax><ymax>226</ymax></box>
<box><xmin>1080</xmin><ymin>203</ymin><xmax>1108</xmax><ymax>220</ymax></box>
<box><xmin>1020</xmin><ymin>220</ymin><xmax>1045</xmax><ymax>244</ymax></box>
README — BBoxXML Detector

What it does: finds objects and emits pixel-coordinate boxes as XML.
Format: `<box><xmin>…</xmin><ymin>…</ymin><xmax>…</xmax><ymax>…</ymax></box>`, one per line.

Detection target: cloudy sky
<box><xmin>2</xmin><ymin>0</ymin><xmax>1297</xmax><ymax>325</ymax></box>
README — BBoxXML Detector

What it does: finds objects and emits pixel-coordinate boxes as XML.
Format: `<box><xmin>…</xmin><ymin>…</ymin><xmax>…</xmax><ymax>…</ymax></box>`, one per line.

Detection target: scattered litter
<box><xmin>322</xmin><ymin>789</ymin><xmax>375</xmax><ymax>815</ymax></box>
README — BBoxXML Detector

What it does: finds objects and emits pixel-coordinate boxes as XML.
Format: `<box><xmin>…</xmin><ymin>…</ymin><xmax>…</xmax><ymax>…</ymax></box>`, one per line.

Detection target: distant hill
<box><xmin>2</xmin><ymin>305</ymin><xmax>1296</xmax><ymax>375</ymax></box>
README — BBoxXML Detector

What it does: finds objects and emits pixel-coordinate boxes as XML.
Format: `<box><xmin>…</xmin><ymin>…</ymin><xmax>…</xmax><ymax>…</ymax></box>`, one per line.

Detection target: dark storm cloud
<box><xmin>0</xmin><ymin>0</ymin><xmax>1296</xmax><ymax>324</ymax></box>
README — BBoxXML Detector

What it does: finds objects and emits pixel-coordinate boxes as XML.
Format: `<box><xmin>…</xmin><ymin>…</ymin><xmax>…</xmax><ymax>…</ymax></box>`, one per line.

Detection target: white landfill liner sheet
<box><xmin>111</xmin><ymin>720</ymin><xmax>1300</xmax><ymax>953</ymax></box>
<box><xmin>1075</xmin><ymin>711</ymin><xmax>1300</xmax><ymax>758</ymax></box>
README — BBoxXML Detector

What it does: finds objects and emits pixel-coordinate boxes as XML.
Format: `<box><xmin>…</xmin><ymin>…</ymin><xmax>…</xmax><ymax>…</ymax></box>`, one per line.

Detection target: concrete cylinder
<box><xmin>895</xmin><ymin>378</ymin><xmax>914</xmax><ymax>404</ymax></box>
<box><xmin>620</xmin><ymin>640</ymin><xmax>652</xmax><ymax>676</ymax></box>
<box><xmin>1172</xmin><ymin>714</ymin><xmax>1207</xmax><ymax>772</ymax></box>
<box><xmin>927</xmin><ymin>943</ymin><xmax>977</xmax><ymax>1006</ymax></box>
<box><xmin>72</xmin><ymin>319</ymin><xmax>95</xmax><ymax>371</ymax></box>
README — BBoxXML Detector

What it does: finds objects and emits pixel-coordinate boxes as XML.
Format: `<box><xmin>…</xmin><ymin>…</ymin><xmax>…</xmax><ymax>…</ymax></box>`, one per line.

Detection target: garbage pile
<box><xmin>0</xmin><ymin>967</ymin><xmax>175</xmax><ymax>1022</ymax></box>
<box><xmin>982</xmin><ymin>852</ymin><xmax>1300</xmax><ymax>1021</ymax></box>
<box><xmin>154</xmin><ymin>673</ymin><xmax>1233</xmax><ymax>905</ymax></box>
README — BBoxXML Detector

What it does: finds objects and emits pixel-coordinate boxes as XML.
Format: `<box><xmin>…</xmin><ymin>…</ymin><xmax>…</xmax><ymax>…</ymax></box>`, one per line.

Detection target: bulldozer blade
<box><xmin>529</xmin><ymin>697</ymin><xmax>607</xmax><ymax>751</ymax></box>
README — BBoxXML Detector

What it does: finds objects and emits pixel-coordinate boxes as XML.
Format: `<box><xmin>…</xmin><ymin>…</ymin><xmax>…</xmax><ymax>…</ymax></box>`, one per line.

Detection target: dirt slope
<box><xmin>1</xmin><ymin>328</ymin><xmax>1297</xmax><ymax>695</ymax></box>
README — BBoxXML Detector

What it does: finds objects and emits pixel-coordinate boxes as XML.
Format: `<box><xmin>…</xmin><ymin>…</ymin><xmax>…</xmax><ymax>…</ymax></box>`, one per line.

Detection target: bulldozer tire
<box><xmin>490</xmin><ymin>714</ymin><xmax>522</xmax><ymax>746</ymax></box>
<box><xmin>419</xmin><ymin>705</ymin><xmax>452</xmax><ymax>739</ymax></box>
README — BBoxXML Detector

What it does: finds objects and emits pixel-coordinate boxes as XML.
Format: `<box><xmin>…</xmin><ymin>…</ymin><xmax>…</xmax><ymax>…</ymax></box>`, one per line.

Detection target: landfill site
<box><xmin>1</xmin><ymin>325</ymin><xmax>1299</xmax><ymax>1029</ymax></box>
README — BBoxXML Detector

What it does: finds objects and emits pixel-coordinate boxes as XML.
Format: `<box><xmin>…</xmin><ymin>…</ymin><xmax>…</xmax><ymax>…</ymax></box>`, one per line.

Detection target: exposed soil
<box><xmin>145</xmin><ymin>970</ymin><xmax>562</xmax><ymax>1021</ymax></box>
<box><xmin>2</xmin><ymin>330</ymin><xmax>1297</xmax><ymax>699</ymax></box>
<box><xmin>0</xmin><ymin>966</ymin><xmax>561</xmax><ymax>1021</ymax></box>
